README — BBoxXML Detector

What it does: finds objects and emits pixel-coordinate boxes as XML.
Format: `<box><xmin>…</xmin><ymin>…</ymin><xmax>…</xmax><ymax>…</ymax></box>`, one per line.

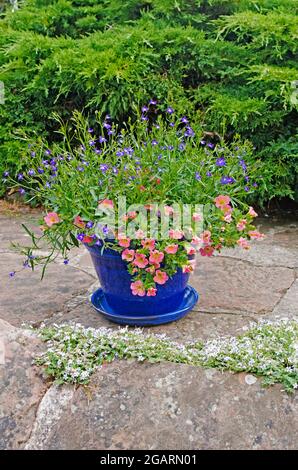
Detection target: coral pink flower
<box><xmin>121</xmin><ymin>249</ymin><xmax>135</xmax><ymax>262</ymax></box>
<box><xmin>248</xmin><ymin>207</ymin><xmax>258</xmax><ymax>218</ymax></box>
<box><xmin>153</xmin><ymin>270</ymin><xmax>169</xmax><ymax>285</ymax></box>
<box><xmin>98</xmin><ymin>199</ymin><xmax>114</xmax><ymax>208</ymax></box>
<box><xmin>185</xmin><ymin>245</ymin><xmax>196</xmax><ymax>255</ymax></box>
<box><xmin>237</xmin><ymin>237</ymin><xmax>250</xmax><ymax>250</ymax></box>
<box><xmin>215</xmin><ymin>195</ymin><xmax>231</xmax><ymax>209</ymax></box>
<box><xmin>133</xmin><ymin>253</ymin><xmax>149</xmax><ymax>268</ymax></box>
<box><xmin>147</xmin><ymin>287</ymin><xmax>157</xmax><ymax>297</ymax></box>
<box><xmin>191</xmin><ymin>236</ymin><xmax>202</xmax><ymax>246</ymax></box>
<box><xmin>118</xmin><ymin>235</ymin><xmax>130</xmax><ymax>248</ymax></box>
<box><xmin>164</xmin><ymin>205</ymin><xmax>174</xmax><ymax>216</ymax></box>
<box><xmin>224</xmin><ymin>213</ymin><xmax>232</xmax><ymax>223</ymax></box>
<box><xmin>222</xmin><ymin>205</ymin><xmax>232</xmax><ymax>215</ymax></box>
<box><xmin>130</xmin><ymin>280</ymin><xmax>146</xmax><ymax>296</ymax></box>
<box><xmin>165</xmin><ymin>244</ymin><xmax>178</xmax><ymax>254</ymax></box>
<box><xmin>73</xmin><ymin>215</ymin><xmax>85</xmax><ymax>228</ymax></box>
<box><xmin>237</xmin><ymin>219</ymin><xmax>247</xmax><ymax>231</ymax></box>
<box><xmin>248</xmin><ymin>231</ymin><xmax>264</xmax><ymax>240</ymax></box>
<box><xmin>201</xmin><ymin>230</ymin><xmax>211</xmax><ymax>244</ymax></box>
<box><xmin>139</xmin><ymin>185</ymin><xmax>146</xmax><ymax>192</ymax></box>
<box><xmin>149</xmin><ymin>250</ymin><xmax>164</xmax><ymax>264</ymax></box>
<box><xmin>82</xmin><ymin>235</ymin><xmax>93</xmax><ymax>244</ymax></box>
<box><xmin>44</xmin><ymin>212</ymin><xmax>60</xmax><ymax>227</ymax></box>
<box><xmin>169</xmin><ymin>229</ymin><xmax>183</xmax><ymax>239</ymax></box>
<box><xmin>141</xmin><ymin>238</ymin><xmax>155</xmax><ymax>250</ymax></box>
<box><xmin>199</xmin><ymin>246</ymin><xmax>214</xmax><ymax>257</ymax></box>
<box><xmin>182</xmin><ymin>264</ymin><xmax>194</xmax><ymax>273</ymax></box>
<box><xmin>192</xmin><ymin>212</ymin><xmax>202</xmax><ymax>222</ymax></box>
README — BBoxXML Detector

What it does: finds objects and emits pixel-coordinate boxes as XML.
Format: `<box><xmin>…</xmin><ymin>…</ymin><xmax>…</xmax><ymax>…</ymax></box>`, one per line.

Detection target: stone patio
<box><xmin>0</xmin><ymin>207</ymin><xmax>297</xmax><ymax>449</ymax></box>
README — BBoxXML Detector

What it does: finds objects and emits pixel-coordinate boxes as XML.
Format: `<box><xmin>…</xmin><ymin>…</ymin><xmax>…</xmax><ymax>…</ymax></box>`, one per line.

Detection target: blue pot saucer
<box><xmin>90</xmin><ymin>286</ymin><xmax>199</xmax><ymax>326</ymax></box>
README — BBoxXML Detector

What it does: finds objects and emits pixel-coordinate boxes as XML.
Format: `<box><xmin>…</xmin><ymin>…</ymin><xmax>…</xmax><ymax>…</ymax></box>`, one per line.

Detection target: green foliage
<box><xmin>0</xmin><ymin>0</ymin><xmax>297</xmax><ymax>202</ymax></box>
<box><xmin>36</xmin><ymin>318</ymin><xmax>298</xmax><ymax>392</ymax></box>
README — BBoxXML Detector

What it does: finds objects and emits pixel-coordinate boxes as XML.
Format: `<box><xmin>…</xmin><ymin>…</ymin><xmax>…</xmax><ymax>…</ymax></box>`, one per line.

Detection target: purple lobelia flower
<box><xmin>19</xmin><ymin>188</ymin><xmax>25</xmax><ymax>195</ymax></box>
<box><xmin>103</xmin><ymin>122</ymin><xmax>111</xmax><ymax>130</ymax></box>
<box><xmin>166</xmin><ymin>107</ymin><xmax>174</xmax><ymax>114</ymax></box>
<box><xmin>31</xmin><ymin>151</ymin><xmax>36</xmax><ymax>157</ymax></box>
<box><xmin>44</xmin><ymin>149</ymin><xmax>51</xmax><ymax>156</ymax></box>
<box><xmin>141</xmin><ymin>114</ymin><xmax>148</xmax><ymax>121</ymax></box>
<box><xmin>88</xmin><ymin>128</ymin><xmax>94</xmax><ymax>133</ymax></box>
<box><xmin>244</xmin><ymin>186</ymin><xmax>250</xmax><ymax>192</ymax></box>
<box><xmin>195</xmin><ymin>172</ymin><xmax>202</xmax><ymax>181</ymax></box>
<box><xmin>3</xmin><ymin>171</ymin><xmax>9</xmax><ymax>177</ymax></box>
<box><xmin>86</xmin><ymin>221</ymin><xmax>94</xmax><ymax>229</ymax></box>
<box><xmin>28</xmin><ymin>169</ymin><xmax>35</xmax><ymax>176</ymax></box>
<box><xmin>181</xmin><ymin>116</ymin><xmax>188</xmax><ymax>124</ymax></box>
<box><xmin>37</xmin><ymin>168</ymin><xmax>44</xmax><ymax>174</ymax></box>
<box><xmin>216</xmin><ymin>157</ymin><xmax>226</xmax><ymax>167</ymax></box>
<box><xmin>184</xmin><ymin>127</ymin><xmax>195</xmax><ymax>138</ymax></box>
<box><xmin>149</xmin><ymin>99</ymin><xmax>157</xmax><ymax>105</ymax></box>
<box><xmin>17</xmin><ymin>173</ymin><xmax>24</xmax><ymax>181</ymax></box>
<box><xmin>207</xmin><ymin>143</ymin><xmax>215</xmax><ymax>149</ymax></box>
<box><xmin>206</xmin><ymin>171</ymin><xmax>212</xmax><ymax>177</ymax></box>
<box><xmin>77</xmin><ymin>233</ymin><xmax>85</xmax><ymax>241</ymax></box>
<box><xmin>221</xmin><ymin>176</ymin><xmax>235</xmax><ymax>185</ymax></box>
<box><xmin>142</xmin><ymin>105</ymin><xmax>148</xmax><ymax>113</ymax></box>
<box><xmin>151</xmin><ymin>139</ymin><xmax>158</xmax><ymax>146</ymax></box>
<box><xmin>89</xmin><ymin>140</ymin><xmax>96</xmax><ymax>146</ymax></box>
<box><xmin>200</xmin><ymin>140</ymin><xmax>206</xmax><ymax>145</ymax></box>
<box><xmin>99</xmin><ymin>136</ymin><xmax>107</xmax><ymax>144</ymax></box>
<box><xmin>77</xmin><ymin>166</ymin><xmax>84</xmax><ymax>172</ymax></box>
<box><xmin>100</xmin><ymin>164</ymin><xmax>109</xmax><ymax>173</ymax></box>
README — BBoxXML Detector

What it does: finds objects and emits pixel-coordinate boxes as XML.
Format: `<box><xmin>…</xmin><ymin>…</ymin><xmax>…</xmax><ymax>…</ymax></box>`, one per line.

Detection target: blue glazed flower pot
<box><xmin>87</xmin><ymin>244</ymin><xmax>198</xmax><ymax>325</ymax></box>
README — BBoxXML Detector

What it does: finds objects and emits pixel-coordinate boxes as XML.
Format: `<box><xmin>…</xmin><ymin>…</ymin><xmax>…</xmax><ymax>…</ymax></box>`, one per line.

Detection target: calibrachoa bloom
<box><xmin>74</xmin><ymin>215</ymin><xmax>85</xmax><ymax>228</ymax></box>
<box><xmin>131</xmin><ymin>280</ymin><xmax>146</xmax><ymax>296</ymax></box>
<box><xmin>182</xmin><ymin>264</ymin><xmax>194</xmax><ymax>273</ymax></box>
<box><xmin>237</xmin><ymin>219</ymin><xmax>247</xmax><ymax>231</ymax></box>
<box><xmin>149</xmin><ymin>250</ymin><xmax>164</xmax><ymax>264</ymax></box>
<box><xmin>249</xmin><ymin>207</ymin><xmax>258</xmax><ymax>218</ymax></box>
<box><xmin>215</xmin><ymin>195</ymin><xmax>231</xmax><ymax>209</ymax></box>
<box><xmin>44</xmin><ymin>212</ymin><xmax>60</xmax><ymax>227</ymax></box>
<box><xmin>237</xmin><ymin>237</ymin><xmax>250</xmax><ymax>249</ymax></box>
<box><xmin>141</xmin><ymin>239</ymin><xmax>155</xmax><ymax>250</ymax></box>
<box><xmin>118</xmin><ymin>235</ymin><xmax>130</xmax><ymax>248</ymax></box>
<box><xmin>153</xmin><ymin>270</ymin><xmax>169</xmax><ymax>285</ymax></box>
<box><xmin>248</xmin><ymin>231</ymin><xmax>264</xmax><ymax>240</ymax></box>
<box><xmin>133</xmin><ymin>253</ymin><xmax>149</xmax><ymax>269</ymax></box>
<box><xmin>169</xmin><ymin>229</ymin><xmax>184</xmax><ymax>239</ymax></box>
<box><xmin>121</xmin><ymin>249</ymin><xmax>135</xmax><ymax>262</ymax></box>
<box><xmin>199</xmin><ymin>246</ymin><xmax>214</xmax><ymax>257</ymax></box>
<box><xmin>165</xmin><ymin>244</ymin><xmax>179</xmax><ymax>254</ymax></box>
<box><xmin>147</xmin><ymin>287</ymin><xmax>157</xmax><ymax>297</ymax></box>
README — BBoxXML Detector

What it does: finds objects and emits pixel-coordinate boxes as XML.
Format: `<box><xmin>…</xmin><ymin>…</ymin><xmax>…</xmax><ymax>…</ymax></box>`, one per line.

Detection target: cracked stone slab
<box><xmin>191</xmin><ymin>256</ymin><xmax>295</xmax><ymax>315</ymax></box>
<box><xmin>267</xmin><ymin>279</ymin><xmax>298</xmax><ymax>320</ymax></box>
<box><xmin>0</xmin><ymin>252</ymin><xmax>95</xmax><ymax>327</ymax></box>
<box><xmin>0</xmin><ymin>319</ymin><xmax>48</xmax><ymax>450</ymax></box>
<box><xmin>24</xmin><ymin>361</ymin><xmax>298</xmax><ymax>450</ymax></box>
<box><xmin>46</xmin><ymin>299</ymin><xmax>259</xmax><ymax>343</ymax></box>
<box><xmin>220</xmin><ymin>218</ymin><xmax>298</xmax><ymax>268</ymax></box>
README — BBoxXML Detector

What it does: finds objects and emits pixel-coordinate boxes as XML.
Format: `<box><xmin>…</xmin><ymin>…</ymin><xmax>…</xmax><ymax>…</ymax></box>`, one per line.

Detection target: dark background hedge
<box><xmin>0</xmin><ymin>0</ymin><xmax>297</xmax><ymax>203</ymax></box>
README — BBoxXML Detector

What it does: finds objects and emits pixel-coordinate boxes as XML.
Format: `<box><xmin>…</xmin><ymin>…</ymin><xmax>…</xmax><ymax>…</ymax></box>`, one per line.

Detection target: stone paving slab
<box><xmin>0</xmin><ymin>252</ymin><xmax>94</xmax><ymax>327</ymax></box>
<box><xmin>0</xmin><ymin>319</ymin><xmax>48</xmax><ymax>450</ymax></box>
<box><xmin>24</xmin><ymin>361</ymin><xmax>298</xmax><ymax>450</ymax></box>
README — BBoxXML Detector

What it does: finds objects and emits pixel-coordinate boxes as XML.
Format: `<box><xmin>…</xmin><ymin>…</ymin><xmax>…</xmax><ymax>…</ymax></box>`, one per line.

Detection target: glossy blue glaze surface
<box><xmin>90</xmin><ymin>286</ymin><xmax>199</xmax><ymax>326</ymax></box>
<box><xmin>86</xmin><ymin>244</ymin><xmax>198</xmax><ymax>324</ymax></box>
